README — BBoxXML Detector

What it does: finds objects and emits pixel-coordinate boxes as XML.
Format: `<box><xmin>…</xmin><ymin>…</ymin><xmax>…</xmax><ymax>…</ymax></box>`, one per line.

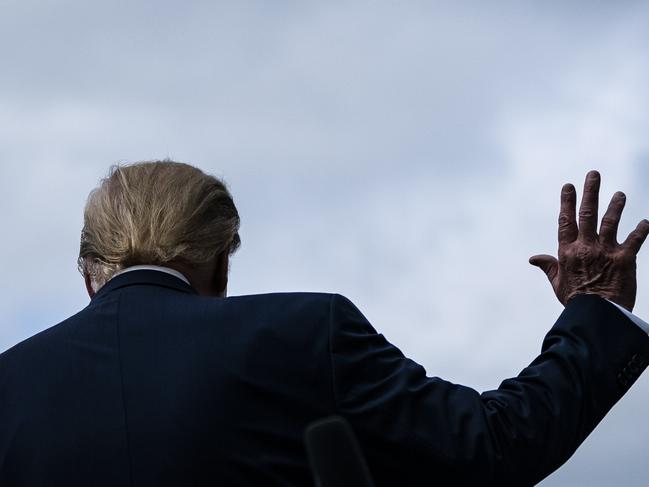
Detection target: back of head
<box><xmin>78</xmin><ymin>159</ymin><xmax>240</xmax><ymax>292</ymax></box>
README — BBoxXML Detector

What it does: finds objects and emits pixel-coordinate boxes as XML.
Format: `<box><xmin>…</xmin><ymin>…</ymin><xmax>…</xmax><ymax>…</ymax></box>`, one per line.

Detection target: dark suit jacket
<box><xmin>1</xmin><ymin>269</ymin><xmax>649</xmax><ymax>486</ymax></box>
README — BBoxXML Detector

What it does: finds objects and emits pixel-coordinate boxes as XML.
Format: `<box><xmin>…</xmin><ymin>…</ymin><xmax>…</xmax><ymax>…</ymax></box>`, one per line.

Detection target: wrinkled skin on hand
<box><xmin>530</xmin><ymin>171</ymin><xmax>649</xmax><ymax>312</ymax></box>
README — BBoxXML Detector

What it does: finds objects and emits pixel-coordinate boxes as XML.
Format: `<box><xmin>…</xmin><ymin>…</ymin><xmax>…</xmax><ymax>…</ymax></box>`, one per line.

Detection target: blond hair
<box><xmin>77</xmin><ymin>159</ymin><xmax>241</xmax><ymax>291</ymax></box>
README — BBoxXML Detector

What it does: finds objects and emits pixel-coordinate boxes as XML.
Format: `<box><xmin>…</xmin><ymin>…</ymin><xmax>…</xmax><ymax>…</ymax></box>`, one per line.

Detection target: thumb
<box><xmin>529</xmin><ymin>254</ymin><xmax>559</xmax><ymax>281</ymax></box>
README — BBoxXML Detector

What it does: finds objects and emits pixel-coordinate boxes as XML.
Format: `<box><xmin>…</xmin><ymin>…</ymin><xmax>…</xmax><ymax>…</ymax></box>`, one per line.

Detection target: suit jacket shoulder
<box><xmin>0</xmin><ymin>273</ymin><xmax>340</xmax><ymax>486</ymax></box>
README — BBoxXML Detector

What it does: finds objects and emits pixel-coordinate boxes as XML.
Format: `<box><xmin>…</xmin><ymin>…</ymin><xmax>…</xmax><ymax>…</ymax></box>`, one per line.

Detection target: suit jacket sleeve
<box><xmin>328</xmin><ymin>293</ymin><xmax>649</xmax><ymax>486</ymax></box>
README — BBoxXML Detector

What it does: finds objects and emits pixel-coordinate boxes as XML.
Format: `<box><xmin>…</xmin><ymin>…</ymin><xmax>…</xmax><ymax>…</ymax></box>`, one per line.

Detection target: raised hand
<box><xmin>529</xmin><ymin>170</ymin><xmax>649</xmax><ymax>312</ymax></box>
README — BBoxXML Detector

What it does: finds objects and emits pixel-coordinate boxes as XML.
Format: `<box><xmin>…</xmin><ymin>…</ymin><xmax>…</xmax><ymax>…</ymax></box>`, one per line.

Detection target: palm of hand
<box><xmin>555</xmin><ymin>240</ymin><xmax>637</xmax><ymax>311</ymax></box>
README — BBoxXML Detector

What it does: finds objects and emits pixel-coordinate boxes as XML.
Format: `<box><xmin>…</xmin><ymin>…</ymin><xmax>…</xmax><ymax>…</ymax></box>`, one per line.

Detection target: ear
<box><xmin>214</xmin><ymin>250</ymin><xmax>229</xmax><ymax>298</ymax></box>
<box><xmin>84</xmin><ymin>272</ymin><xmax>96</xmax><ymax>299</ymax></box>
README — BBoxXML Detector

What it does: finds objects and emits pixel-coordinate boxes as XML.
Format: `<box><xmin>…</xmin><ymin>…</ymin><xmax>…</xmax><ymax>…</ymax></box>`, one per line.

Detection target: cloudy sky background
<box><xmin>2</xmin><ymin>1</ymin><xmax>649</xmax><ymax>484</ymax></box>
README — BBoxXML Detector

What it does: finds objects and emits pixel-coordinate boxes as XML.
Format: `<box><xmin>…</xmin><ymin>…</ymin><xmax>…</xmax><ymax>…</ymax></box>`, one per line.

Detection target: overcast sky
<box><xmin>2</xmin><ymin>1</ymin><xmax>649</xmax><ymax>484</ymax></box>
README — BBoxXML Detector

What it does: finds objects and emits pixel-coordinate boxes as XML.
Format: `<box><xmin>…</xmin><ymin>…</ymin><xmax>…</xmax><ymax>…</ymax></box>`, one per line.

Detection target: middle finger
<box><xmin>578</xmin><ymin>170</ymin><xmax>601</xmax><ymax>241</ymax></box>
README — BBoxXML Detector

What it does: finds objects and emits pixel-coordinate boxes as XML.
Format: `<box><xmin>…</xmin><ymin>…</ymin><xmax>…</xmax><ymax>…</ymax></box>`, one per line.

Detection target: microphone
<box><xmin>304</xmin><ymin>415</ymin><xmax>375</xmax><ymax>487</ymax></box>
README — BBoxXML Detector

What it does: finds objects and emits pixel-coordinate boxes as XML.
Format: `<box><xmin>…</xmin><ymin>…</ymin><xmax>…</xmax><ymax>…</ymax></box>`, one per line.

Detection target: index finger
<box><xmin>559</xmin><ymin>183</ymin><xmax>578</xmax><ymax>245</ymax></box>
<box><xmin>578</xmin><ymin>170</ymin><xmax>601</xmax><ymax>241</ymax></box>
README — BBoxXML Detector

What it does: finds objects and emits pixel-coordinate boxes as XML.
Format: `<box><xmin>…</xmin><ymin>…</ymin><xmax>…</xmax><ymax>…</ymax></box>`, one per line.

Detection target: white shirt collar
<box><xmin>111</xmin><ymin>265</ymin><xmax>191</xmax><ymax>286</ymax></box>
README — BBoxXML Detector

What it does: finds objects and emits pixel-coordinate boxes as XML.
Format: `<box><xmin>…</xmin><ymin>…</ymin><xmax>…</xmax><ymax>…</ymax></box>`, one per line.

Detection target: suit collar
<box><xmin>91</xmin><ymin>268</ymin><xmax>199</xmax><ymax>301</ymax></box>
